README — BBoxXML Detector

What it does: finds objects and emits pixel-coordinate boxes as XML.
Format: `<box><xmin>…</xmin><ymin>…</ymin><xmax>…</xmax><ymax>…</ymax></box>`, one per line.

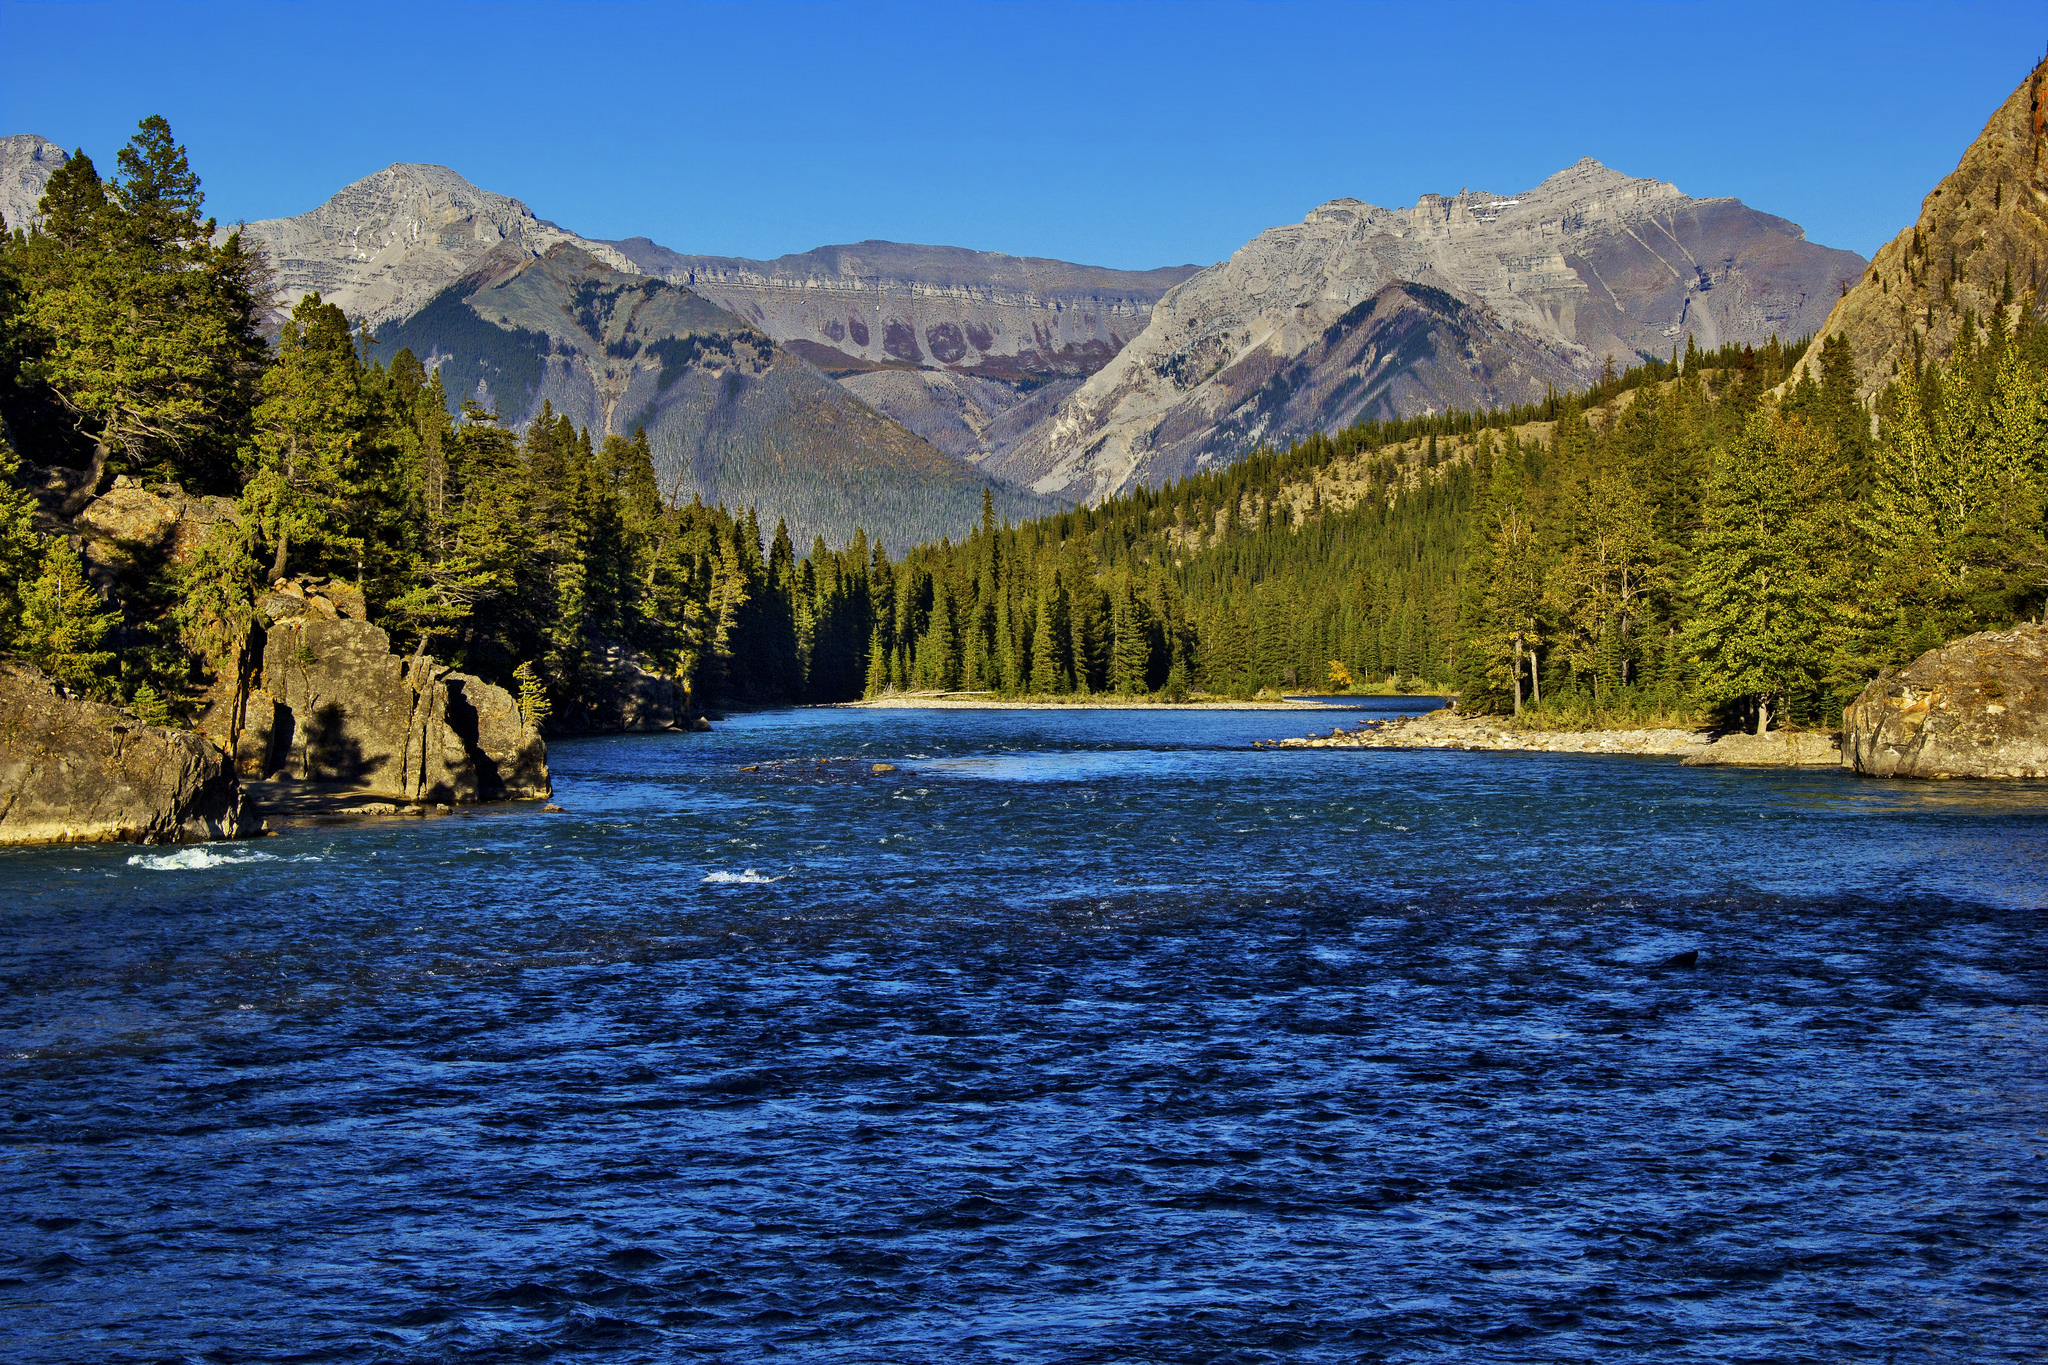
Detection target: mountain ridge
<box><xmin>0</xmin><ymin>134</ymin><xmax>67</xmax><ymax>235</ymax></box>
<box><xmin>1000</xmin><ymin>157</ymin><xmax>1868</xmax><ymax>502</ymax></box>
<box><xmin>367</xmin><ymin>243</ymin><xmax>1053</xmax><ymax>551</ymax></box>
<box><xmin>1788</xmin><ymin>58</ymin><xmax>2048</xmax><ymax>397</ymax></box>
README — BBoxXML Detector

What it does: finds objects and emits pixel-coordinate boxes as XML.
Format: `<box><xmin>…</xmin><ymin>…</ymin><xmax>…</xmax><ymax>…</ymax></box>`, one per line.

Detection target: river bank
<box><xmin>1263</xmin><ymin>705</ymin><xmax>1841</xmax><ymax>764</ymax></box>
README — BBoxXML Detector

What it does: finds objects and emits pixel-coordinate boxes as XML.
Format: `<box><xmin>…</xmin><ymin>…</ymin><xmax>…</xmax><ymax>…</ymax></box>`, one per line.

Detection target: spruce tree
<box><xmin>16</xmin><ymin>119</ymin><xmax>263</xmax><ymax>505</ymax></box>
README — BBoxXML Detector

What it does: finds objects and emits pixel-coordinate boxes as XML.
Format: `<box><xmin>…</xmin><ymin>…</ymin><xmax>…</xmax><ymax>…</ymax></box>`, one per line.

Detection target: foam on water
<box><xmin>126</xmin><ymin>847</ymin><xmax>281</xmax><ymax>871</ymax></box>
<box><xmin>702</xmin><ymin>868</ymin><xmax>779</xmax><ymax>884</ymax></box>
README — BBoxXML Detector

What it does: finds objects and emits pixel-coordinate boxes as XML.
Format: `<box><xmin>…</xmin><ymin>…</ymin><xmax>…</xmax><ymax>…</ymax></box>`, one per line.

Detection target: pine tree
<box><xmin>242</xmin><ymin>294</ymin><xmax>376</xmax><ymax>582</ymax></box>
<box><xmin>1029</xmin><ymin>571</ymin><xmax>1072</xmax><ymax>693</ymax></box>
<box><xmin>0</xmin><ymin>431</ymin><xmax>46</xmax><ymax>647</ymax></box>
<box><xmin>14</xmin><ymin>119</ymin><xmax>263</xmax><ymax>506</ymax></box>
<box><xmin>1109</xmin><ymin>579</ymin><xmax>1155</xmax><ymax>694</ymax></box>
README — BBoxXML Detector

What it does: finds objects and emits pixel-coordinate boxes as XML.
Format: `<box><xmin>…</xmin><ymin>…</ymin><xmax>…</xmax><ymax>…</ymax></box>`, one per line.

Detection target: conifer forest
<box><xmin>4</xmin><ymin>118</ymin><xmax>2047</xmax><ymax>734</ymax></box>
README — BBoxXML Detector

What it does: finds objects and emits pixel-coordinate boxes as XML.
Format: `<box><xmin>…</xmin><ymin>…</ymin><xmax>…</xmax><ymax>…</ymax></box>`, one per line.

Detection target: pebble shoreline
<box><xmin>1264</xmin><ymin>708</ymin><xmax>1714</xmax><ymax>756</ymax></box>
<box><xmin>1263</xmin><ymin>708</ymin><xmax>1846</xmax><ymax>766</ymax></box>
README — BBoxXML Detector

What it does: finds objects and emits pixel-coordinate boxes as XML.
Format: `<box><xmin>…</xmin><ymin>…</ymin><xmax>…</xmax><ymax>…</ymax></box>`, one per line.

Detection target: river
<box><xmin>4</xmin><ymin>701</ymin><xmax>2045</xmax><ymax>1361</ymax></box>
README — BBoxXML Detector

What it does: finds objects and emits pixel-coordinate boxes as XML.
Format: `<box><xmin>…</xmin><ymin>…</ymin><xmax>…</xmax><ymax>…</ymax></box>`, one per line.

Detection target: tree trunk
<box><xmin>1755</xmin><ymin>696</ymin><xmax>1771</xmax><ymax>735</ymax></box>
<box><xmin>1529</xmin><ymin>647</ymin><xmax>1540</xmax><ymax>704</ymax></box>
<box><xmin>269</xmin><ymin>525</ymin><xmax>290</xmax><ymax>584</ymax></box>
<box><xmin>58</xmin><ymin>438</ymin><xmax>112</xmax><ymax>518</ymax></box>
<box><xmin>1512</xmin><ymin>635</ymin><xmax>1523</xmax><ymax>715</ymax></box>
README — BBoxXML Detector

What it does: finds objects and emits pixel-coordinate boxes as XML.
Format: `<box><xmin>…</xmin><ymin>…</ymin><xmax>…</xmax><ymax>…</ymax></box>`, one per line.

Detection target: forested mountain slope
<box><xmin>369</xmin><ymin>245</ymin><xmax>1052</xmax><ymax>552</ymax></box>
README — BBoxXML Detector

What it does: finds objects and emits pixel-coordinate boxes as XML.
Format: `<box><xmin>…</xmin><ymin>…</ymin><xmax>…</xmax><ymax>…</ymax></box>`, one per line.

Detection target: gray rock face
<box><xmin>611</xmin><ymin>237</ymin><xmax>1197</xmax><ymax>387</ymax></box>
<box><xmin>0</xmin><ymin>662</ymin><xmax>250</xmax><ymax>845</ymax></box>
<box><xmin>218</xmin><ymin>582</ymin><xmax>550</xmax><ymax>803</ymax></box>
<box><xmin>231</xmin><ymin>162</ymin><xmax>635</xmax><ymax>327</ymax></box>
<box><xmin>0</xmin><ymin>134</ymin><xmax>64</xmax><ymax>235</ymax></box>
<box><xmin>1005</xmin><ymin>159</ymin><xmax>1867</xmax><ymax>502</ymax></box>
<box><xmin>1843</xmin><ymin>624</ymin><xmax>2048</xmax><ymax>779</ymax></box>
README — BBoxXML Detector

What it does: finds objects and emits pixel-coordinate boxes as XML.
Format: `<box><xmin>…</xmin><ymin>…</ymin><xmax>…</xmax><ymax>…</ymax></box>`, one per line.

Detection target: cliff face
<box><xmin>611</xmin><ymin>237</ymin><xmax>1197</xmax><ymax>383</ymax></box>
<box><xmin>216</xmin><ymin>578</ymin><xmax>550</xmax><ymax>804</ymax></box>
<box><xmin>1002</xmin><ymin>159</ymin><xmax>1865</xmax><ymax>502</ymax></box>
<box><xmin>1790</xmin><ymin>60</ymin><xmax>2048</xmax><ymax>398</ymax></box>
<box><xmin>369</xmin><ymin>246</ymin><xmax>1053</xmax><ymax>551</ymax></box>
<box><xmin>231</xmin><ymin>163</ymin><xmax>637</xmax><ymax>327</ymax></box>
<box><xmin>0</xmin><ymin>134</ymin><xmax>64</xmax><ymax>235</ymax></box>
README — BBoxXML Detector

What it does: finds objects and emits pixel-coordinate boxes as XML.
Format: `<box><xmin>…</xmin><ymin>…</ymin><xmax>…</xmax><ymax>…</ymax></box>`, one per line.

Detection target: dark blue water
<box><xmin>4</xmin><ymin>702</ymin><xmax>2046</xmax><ymax>1363</ymax></box>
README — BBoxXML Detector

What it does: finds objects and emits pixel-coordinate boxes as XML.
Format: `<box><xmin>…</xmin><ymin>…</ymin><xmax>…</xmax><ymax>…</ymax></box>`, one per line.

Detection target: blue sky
<box><xmin>3</xmin><ymin>1</ymin><xmax>2043</xmax><ymax>268</ymax></box>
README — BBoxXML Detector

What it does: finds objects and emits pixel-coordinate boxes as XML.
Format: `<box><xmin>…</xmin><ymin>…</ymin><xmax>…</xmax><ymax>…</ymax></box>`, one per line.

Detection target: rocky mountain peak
<box><xmin>0</xmin><ymin>134</ymin><xmax>67</xmax><ymax>234</ymax></box>
<box><xmin>992</xmin><ymin>160</ymin><xmax>1863</xmax><ymax>503</ymax></box>
<box><xmin>230</xmin><ymin>161</ymin><xmax>636</xmax><ymax>327</ymax></box>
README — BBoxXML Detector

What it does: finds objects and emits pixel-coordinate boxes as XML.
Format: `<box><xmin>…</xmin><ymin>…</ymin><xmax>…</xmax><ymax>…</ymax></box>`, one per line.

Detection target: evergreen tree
<box><xmin>12</xmin><ymin>119</ymin><xmax>263</xmax><ymax>506</ymax></box>
<box><xmin>19</xmin><ymin>539</ymin><xmax>118</xmax><ymax>695</ymax></box>
<box><xmin>1683</xmin><ymin>413</ymin><xmax>1832</xmax><ymax>732</ymax></box>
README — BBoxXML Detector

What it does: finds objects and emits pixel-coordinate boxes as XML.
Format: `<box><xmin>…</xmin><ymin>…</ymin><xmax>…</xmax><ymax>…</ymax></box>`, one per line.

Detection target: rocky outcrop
<box><xmin>0</xmin><ymin>662</ymin><xmax>250</xmax><ymax>845</ymax></box>
<box><xmin>214</xmin><ymin>578</ymin><xmax>550</xmax><ymax>804</ymax></box>
<box><xmin>70</xmin><ymin>475</ymin><xmax>240</xmax><ymax>576</ymax></box>
<box><xmin>1682</xmin><ymin>731</ymin><xmax>1840</xmax><ymax>767</ymax></box>
<box><xmin>1842</xmin><ymin>624</ymin><xmax>2048</xmax><ymax>779</ymax></box>
<box><xmin>1788</xmin><ymin>60</ymin><xmax>2048</xmax><ymax>400</ymax></box>
<box><xmin>0</xmin><ymin>134</ymin><xmax>64</xmax><ymax>236</ymax></box>
<box><xmin>1004</xmin><ymin>158</ymin><xmax>1865</xmax><ymax>502</ymax></box>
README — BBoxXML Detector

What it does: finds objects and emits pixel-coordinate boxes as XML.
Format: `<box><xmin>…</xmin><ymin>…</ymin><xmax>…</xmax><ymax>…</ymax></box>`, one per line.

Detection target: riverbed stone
<box><xmin>0</xmin><ymin>662</ymin><xmax>251</xmax><ymax>844</ymax></box>
<box><xmin>1842</xmin><ymin>622</ymin><xmax>2048</xmax><ymax>779</ymax></box>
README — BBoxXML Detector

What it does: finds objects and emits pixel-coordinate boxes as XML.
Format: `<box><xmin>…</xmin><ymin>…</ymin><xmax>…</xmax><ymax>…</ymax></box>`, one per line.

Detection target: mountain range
<box><xmin>0</xmin><ymin>131</ymin><xmax>1867</xmax><ymax>542</ymax></box>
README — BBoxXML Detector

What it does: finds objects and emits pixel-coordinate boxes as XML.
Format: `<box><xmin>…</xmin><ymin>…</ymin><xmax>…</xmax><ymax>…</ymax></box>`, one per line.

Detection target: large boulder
<box><xmin>0</xmin><ymin>662</ymin><xmax>251</xmax><ymax>845</ymax></box>
<box><xmin>447</xmin><ymin>672</ymin><xmax>551</xmax><ymax>799</ymax></box>
<box><xmin>1842</xmin><ymin>623</ymin><xmax>2048</xmax><ymax>779</ymax></box>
